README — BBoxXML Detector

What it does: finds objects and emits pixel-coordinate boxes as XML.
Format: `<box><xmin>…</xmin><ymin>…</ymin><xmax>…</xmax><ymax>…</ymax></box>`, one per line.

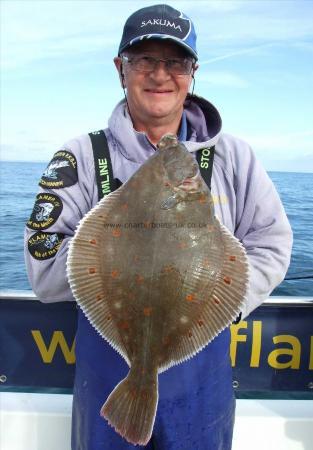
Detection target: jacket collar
<box><xmin>107</xmin><ymin>94</ymin><xmax>222</xmax><ymax>163</ymax></box>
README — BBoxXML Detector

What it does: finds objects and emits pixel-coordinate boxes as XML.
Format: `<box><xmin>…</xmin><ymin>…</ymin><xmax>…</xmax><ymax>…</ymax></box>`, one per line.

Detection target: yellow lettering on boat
<box><xmin>31</xmin><ymin>330</ymin><xmax>76</xmax><ymax>364</ymax></box>
<box><xmin>267</xmin><ymin>335</ymin><xmax>301</xmax><ymax>369</ymax></box>
<box><xmin>250</xmin><ymin>321</ymin><xmax>262</xmax><ymax>367</ymax></box>
<box><xmin>230</xmin><ymin>321</ymin><xmax>248</xmax><ymax>367</ymax></box>
<box><xmin>309</xmin><ymin>336</ymin><xmax>313</xmax><ymax>370</ymax></box>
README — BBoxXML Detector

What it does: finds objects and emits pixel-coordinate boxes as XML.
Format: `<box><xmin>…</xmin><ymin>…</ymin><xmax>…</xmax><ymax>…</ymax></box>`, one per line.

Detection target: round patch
<box><xmin>27</xmin><ymin>193</ymin><xmax>63</xmax><ymax>230</ymax></box>
<box><xmin>28</xmin><ymin>232</ymin><xmax>65</xmax><ymax>260</ymax></box>
<box><xmin>39</xmin><ymin>150</ymin><xmax>78</xmax><ymax>189</ymax></box>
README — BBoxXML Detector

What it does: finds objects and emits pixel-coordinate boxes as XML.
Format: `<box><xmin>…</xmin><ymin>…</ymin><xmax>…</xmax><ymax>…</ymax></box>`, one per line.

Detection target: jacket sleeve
<box><xmin>24</xmin><ymin>136</ymin><xmax>97</xmax><ymax>302</ymax></box>
<box><xmin>232</xmin><ymin>139</ymin><xmax>293</xmax><ymax>318</ymax></box>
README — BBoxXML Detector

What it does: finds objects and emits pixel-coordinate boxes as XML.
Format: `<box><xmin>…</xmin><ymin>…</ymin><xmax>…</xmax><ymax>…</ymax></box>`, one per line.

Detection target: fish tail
<box><xmin>100</xmin><ymin>367</ymin><xmax>158</xmax><ymax>446</ymax></box>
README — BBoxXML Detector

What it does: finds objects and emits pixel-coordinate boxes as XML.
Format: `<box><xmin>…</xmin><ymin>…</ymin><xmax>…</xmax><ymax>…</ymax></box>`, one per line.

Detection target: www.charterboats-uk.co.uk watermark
<box><xmin>103</xmin><ymin>222</ymin><xmax>211</xmax><ymax>230</ymax></box>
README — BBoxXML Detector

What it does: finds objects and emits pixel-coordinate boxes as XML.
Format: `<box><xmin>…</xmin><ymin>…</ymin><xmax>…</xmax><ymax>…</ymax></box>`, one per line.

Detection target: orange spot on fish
<box><xmin>112</xmin><ymin>229</ymin><xmax>121</xmax><ymax>237</ymax></box>
<box><xmin>121</xmin><ymin>203</ymin><xmax>128</xmax><ymax>210</ymax></box>
<box><xmin>111</xmin><ymin>270</ymin><xmax>119</xmax><ymax>278</ymax></box>
<box><xmin>203</xmin><ymin>258</ymin><xmax>210</xmax><ymax>266</ymax></box>
<box><xmin>229</xmin><ymin>255</ymin><xmax>236</xmax><ymax>261</ymax></box>
<box><xmin>214</xmin><ymin>296</ymin><xmax>221</xmax><ymax>305</ymax></box>
<box><xmin>198</xmin><ymin>194</ymin><xmax>206</xmax><ymax>204</ymax></box>
<box><xmin>118</xmin><ymin>321</ymin><xmax>129</xmax><ymax>330</ymax></box>
<box><xmin>188</xmin><ymin>331</ymin><xmax>193</xmax><ymax>338</ymax></box>
<box><xmin>96</xmin><ymin>294</ymin><xmax>104</xmax><ymax>301</ymax></box>
<box><xmin>186</xmin><ymin>294</ymin><xmax>195</xmax><ymax>302</ymax></box>
<box><xmin>223</xmin><ymin>276</ymin><xmax>232</xmax><ymax>285</ymax></box>
<box><xmin>88</xmin><ymin>267</ymin><xmax>96</xmax><ymax>274</ymax></box>
<box><xmin>143</xmin><ymin>307</ymin><xmax>153</xmax><ymax>317</ymax></box>
<box><xmin>136</xmin><ymin>274</ymin><xmax>144</xmax><ymax>284</ymax></box>
<box><xmin>89</xmin><ymin>239</ymin><xmax>97</xmax><ymax>245</ymax></box>
<box><xmin>107</xmin><ymin>315</ymin><xmax>112</xmax><ymax>321</ymax></box>
<box><xmin>198</xmin><ymin>320</ymin><xmax>204</xmax><ymax>327</ymax></box>
<box><xmin>164</xmin><ymin>181</ymin><xmax>170</xmax><ymax>187</ymax></box>
<box><xmin>163</xmin><ymin>336</ymin><xmax>171</xmax><ymax>346</ymax></box>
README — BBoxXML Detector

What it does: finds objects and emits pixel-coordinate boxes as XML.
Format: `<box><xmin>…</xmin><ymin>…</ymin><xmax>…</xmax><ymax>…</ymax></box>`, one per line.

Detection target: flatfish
<box><xmin>67</xmin><ymin>134</ymin><xmax>249</xmax><ymax>445</ymax></box>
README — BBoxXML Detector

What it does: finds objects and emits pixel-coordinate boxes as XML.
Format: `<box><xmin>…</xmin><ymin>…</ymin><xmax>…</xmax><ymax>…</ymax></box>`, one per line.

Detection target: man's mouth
<box><xmin>144</xmin><ymin>89</ymin><xmax>173</xmax><ymax>94</ymax></box>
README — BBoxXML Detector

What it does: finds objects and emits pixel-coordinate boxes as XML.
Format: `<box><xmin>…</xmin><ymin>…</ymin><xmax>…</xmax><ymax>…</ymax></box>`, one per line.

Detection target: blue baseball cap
<box><xmin>118</xmin><ymin>4</ymin><xmax>198</xmax><ymax>60</ymax></box>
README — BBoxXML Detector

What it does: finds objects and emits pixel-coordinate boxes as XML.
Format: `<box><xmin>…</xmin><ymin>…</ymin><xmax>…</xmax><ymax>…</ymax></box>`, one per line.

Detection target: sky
<box><xmin>1</xmin><ymin>0</ymin><xmax>313</xmax><ymax>172</ymax></box>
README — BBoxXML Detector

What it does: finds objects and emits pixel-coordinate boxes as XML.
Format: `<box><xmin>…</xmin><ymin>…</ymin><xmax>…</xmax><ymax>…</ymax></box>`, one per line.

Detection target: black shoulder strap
<box><xmin>89</xmin><ymin>130</ymin><xmax>122</xmax><ymax>200</ymax></box>
<box><xmin>90</xmin><ymin>129</ymin><xmax>215</xmax><ymax>200</ymax></box>
<box><xmin>196</xmin><ymin>146</ymin><xmax>215</xmax><ymax>191</ymax></box>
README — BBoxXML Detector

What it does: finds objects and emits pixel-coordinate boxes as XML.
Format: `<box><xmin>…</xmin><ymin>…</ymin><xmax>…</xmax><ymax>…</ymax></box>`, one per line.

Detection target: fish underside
<box><xmin>67</xmin><ymin>135</ymin><xmax>249</xmax><ymax>446</ymax></box>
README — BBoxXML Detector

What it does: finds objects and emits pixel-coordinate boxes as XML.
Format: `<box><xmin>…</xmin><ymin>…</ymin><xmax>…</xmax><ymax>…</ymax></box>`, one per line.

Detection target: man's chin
<box><xmin>144</xmin><ymin>104</ymin><xmax>176</xmax><ymax>119</ymax></box>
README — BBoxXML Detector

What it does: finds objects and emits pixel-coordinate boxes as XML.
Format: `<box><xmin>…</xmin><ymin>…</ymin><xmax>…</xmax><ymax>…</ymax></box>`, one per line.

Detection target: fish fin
<box><xmin>159</xmin><ymin>218</ymin><xmax>249</xmax><ymax>372</ymax></box>
<box><xmin>101</xmin><ymin>367</ymin><xmax>158</xmax><ymax>446</ymax></box>
<box><xmin>67</xmin><ymin>191</ymin><xmax>129</xmax><ymax>362</ymax></box>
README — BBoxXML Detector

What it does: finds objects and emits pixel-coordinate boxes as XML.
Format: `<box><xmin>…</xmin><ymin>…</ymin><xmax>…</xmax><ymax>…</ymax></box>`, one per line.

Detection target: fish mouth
<box><xmin>181</xmin><ymin>167</ymin><xmax>200</xmax><ymax>184</ymax></box>
<box><xmin>181</xmin><ymin>179</ymin><xmax>193</xmax><ymax>185</ymax></box>
<box><xmin>177</xmin><ymin>173</ymin><xmax>201</xmax><ymax>192</ymax></box>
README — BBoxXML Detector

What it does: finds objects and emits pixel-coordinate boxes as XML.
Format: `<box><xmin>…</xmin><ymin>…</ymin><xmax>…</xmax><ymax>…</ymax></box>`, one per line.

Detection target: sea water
<box><xmin>0</xmin><ymin>161</ymin><xmax>312</xmax><ymax>296</ymax></box>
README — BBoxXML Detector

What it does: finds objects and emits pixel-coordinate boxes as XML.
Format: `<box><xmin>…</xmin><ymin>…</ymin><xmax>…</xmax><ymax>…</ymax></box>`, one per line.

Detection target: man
<box><xmin>25</xmin><ymin>4</ymin><xmax>292</xmax><ymax>449</ymax></box>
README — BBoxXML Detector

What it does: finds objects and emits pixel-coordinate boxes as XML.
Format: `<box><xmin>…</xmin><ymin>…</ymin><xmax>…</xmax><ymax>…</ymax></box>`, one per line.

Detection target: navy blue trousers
<box><xmin>72</xmin><ymin>310</ymin><xmax>235</xmax><ymax>450</ymax></box>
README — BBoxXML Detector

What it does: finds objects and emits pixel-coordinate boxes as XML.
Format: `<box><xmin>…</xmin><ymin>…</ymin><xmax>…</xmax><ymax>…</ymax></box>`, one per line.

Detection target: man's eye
<box><xmin>168</xmin><ymin>59</ymin><xmax>183</xmax><ymax>67</ymax></box>
<box><xmin>139</xmin><ymin>56</ymin><xmax>155</xmax><ymax>64</ymax></box>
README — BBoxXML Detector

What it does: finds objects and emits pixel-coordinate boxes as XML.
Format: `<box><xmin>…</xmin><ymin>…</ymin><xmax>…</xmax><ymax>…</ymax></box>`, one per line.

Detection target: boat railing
<box><xmin>1</xmin><ymin>290</ymin><xmax>312</xmax><ymax>398</ymax></box>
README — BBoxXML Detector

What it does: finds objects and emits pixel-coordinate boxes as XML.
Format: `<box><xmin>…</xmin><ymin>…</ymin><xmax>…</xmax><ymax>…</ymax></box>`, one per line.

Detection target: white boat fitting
<box><xmin>1</xmin><ymin>392</ymin><xmax>312</xmax><ymax>450</ymax></box>
<box><xmin>1</xmin><ymin>292</ymin><xmax>312</xmax><ymax>449</ymax></box>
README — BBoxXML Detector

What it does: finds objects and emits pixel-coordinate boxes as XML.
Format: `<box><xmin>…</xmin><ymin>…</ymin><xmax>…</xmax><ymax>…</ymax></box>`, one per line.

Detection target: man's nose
<box><xmin>149</xmin><ymin>61</ymin><xmax>171</xmax><ymax>81</ymax></box>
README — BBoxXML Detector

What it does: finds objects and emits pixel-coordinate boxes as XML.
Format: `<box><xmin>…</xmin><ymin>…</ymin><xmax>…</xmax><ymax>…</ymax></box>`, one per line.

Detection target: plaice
<box><xmin>67</xmin><ymin>134</ymin><xmax>249</xmax><ymax>446</ymax></box>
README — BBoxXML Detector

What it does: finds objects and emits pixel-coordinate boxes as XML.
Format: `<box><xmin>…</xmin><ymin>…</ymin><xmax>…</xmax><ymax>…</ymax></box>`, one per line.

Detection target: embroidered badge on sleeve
<box><xmin>39</xmin><ymin>150</ymin><xmax>78</xmax><ymax>189</ymax></box>
<box><xmin>28</xmin><ymin>232</ymin><xmax>65</xmax><ymax>260</ymax></box>
<box><xmin>27</xmin><ymin>193</ymin><xmax>63</xmax><ymax>230</ymax></box>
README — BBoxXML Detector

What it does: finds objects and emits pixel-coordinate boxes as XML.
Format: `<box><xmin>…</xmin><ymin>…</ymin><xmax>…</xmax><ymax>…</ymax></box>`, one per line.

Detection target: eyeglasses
<box><xmin>121</xmin><ymin>55</ymin><xmax>195</xmax><ymax>75</ymax></box>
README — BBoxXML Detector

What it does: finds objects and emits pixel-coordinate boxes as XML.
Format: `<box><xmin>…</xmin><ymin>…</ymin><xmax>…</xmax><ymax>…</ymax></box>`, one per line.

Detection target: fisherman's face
<box><xmin>114</xmin><ymin>40</ymin><xmax>197</xmax><ymax>128</ymax></box>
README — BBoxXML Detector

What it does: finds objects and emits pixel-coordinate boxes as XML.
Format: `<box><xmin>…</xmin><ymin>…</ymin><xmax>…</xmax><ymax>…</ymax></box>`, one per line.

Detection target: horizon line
<box><xmin>1</xmin><ymin>159</ymin><xmax>312</xmax><ymax>175</ymax></box>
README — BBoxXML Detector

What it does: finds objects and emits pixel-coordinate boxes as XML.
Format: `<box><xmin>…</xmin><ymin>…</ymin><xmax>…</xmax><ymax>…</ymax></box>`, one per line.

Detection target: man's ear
<box><xmin>114</xmin><ymin>57</ymin><xmax>126</xmax><ymax>88</ymax></box>
<box><xmin>120</xmin><ymin>70</ymin><xmax>126</xmax><ymax>88</ymax></box>
<box><xmin>192</xmin><ymin>63</ymin><xmax>199</xmax><ymax>78</ymax></box>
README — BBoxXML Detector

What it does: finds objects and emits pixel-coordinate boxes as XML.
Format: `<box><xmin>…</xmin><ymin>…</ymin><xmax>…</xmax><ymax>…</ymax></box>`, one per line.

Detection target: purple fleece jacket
<box><xmin>24</xmin><ymin>96</ymin><xmax>292</xmax><ymax>318</ymax></box>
